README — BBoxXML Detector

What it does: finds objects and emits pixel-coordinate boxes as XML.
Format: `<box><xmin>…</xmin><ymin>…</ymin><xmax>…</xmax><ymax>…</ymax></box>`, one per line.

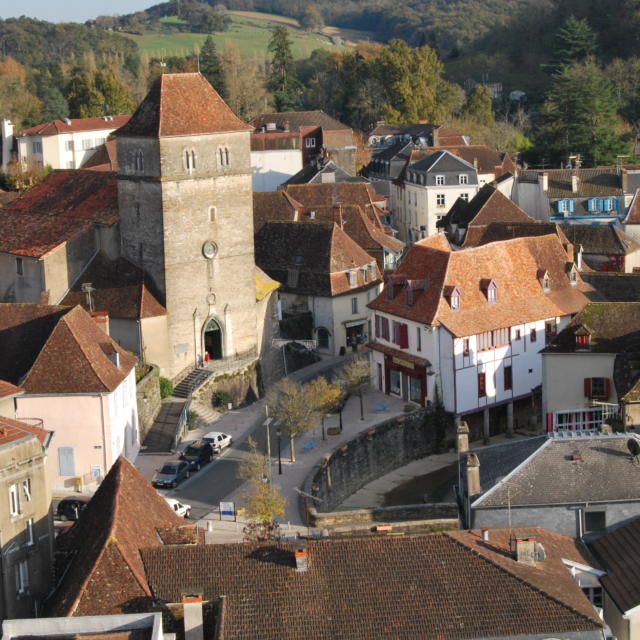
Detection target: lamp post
<box><xmin>276</xmin><ymin>428</ymin><xmax>282</xmax><ymax>475</ymax></box>
<box><xmin>338</xmin><ymin>406</ymin><xmax>343</xmax><ymax>433</ymax></box>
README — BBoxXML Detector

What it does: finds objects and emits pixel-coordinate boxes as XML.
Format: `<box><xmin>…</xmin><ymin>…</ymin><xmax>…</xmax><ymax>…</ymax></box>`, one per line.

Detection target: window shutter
<box><xmin>556</xmin><ymin>201</ymin><xmax>563</xmax><ymax>213</ymax></box>
<box><xmin>604</xmin><ymin>378</ymin><xmax>611</xmax><ymax>399</ymax></box>
<box><xmin>375</xmin><ymin>315</ymin><xmax>381</xmax><ymax>339</ymax></box>
<box><xmin>584</xmin><ymin>378</ymin><xmax>592</xmax><ymax>399</ymax></box>
<box><xmin>598</xmin><ymin>199</ymin><xmax>605</xmax><ymax>212</ymax></box>
<box><xmin>399</xmin><ymin>323</ymin><xmax>409</xmax><ymax>348</ymax></box>
<box><xmin>568</xmin><ymin>199</ymin><xmax>574</xmax><ymax>213</ymax></box>
<box><xmin>587</xmin><ymin>198</ymin><xmax>594</xmax><ymax>212</ymax></box>
<box><xmin>613</xmin><ymin>198</ymin><xmax>619</xmax><ymax>210</ymax></box>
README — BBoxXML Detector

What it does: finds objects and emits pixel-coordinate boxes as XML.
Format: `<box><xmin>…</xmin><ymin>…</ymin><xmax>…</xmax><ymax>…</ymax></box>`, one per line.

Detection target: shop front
<box><xmin>344</xmin><ymin>319</ymin><xmax>368</xmax><ymax>353</ymax></box>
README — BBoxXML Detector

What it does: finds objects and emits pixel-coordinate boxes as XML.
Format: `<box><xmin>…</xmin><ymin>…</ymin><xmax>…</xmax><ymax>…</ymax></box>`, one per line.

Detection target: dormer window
<box><xmin>134</xmin><ymin>149</ymin><xmax>144</xmax><ymax>171</ymax></box>
<box><xmin>368</xmin><ymin>262</ymin><xmax>375</xmax><ymax>278</ymax></box>
<box><xmin>361</xmin><ymin>267</ymin><xmax>368</xmax><ymax>284</ymax></box>
<box><xmin>575</xmin><ymin>332</ymin><xmax>591</xmax><ymax>351</ymax></box>
<box><xmin>480</xmin><ymin>279</ymin><xmax>497</xmax><ymax>303</ymax></box>
<box><xmin>348</xmin><ymin>270</ymin><xmax>357</xmax><ymax>287</ymax></box>
<box><xmin>405</xmin><ymin>286</ymin><xmax>413</xmax><ymax>307</ymax></box>
<box><xmin>566</xmin><ymin>262</ymin><xmax>578</xmax><ymax>285</ymax></box>
<box><xmin>386</xmin><ymin>282</ymin><xmax>394</xmax><ymax>300</ymax></box>
<box><xmin>444</xmin><ymin>285</ymin><xmax>460</xmax><ymax>310</ymax></box>
<box><xmin>537</xmin><ymin>269</ymin><xmax>550</xmax><ymax>292</ymax></box>
<box><xmin>556</xmin><ymin>199</ymin><xmax>573</xmax><ymax>215</ymax></box>
<box><xmin>459</xmin><ymin>174</ymin><xmax>468</xmax><ymax>185</ymax></box>
<box><xmin>435</xmin><ymin>175</ymin><xmax>445</xmax><ymax>185</ymax></box>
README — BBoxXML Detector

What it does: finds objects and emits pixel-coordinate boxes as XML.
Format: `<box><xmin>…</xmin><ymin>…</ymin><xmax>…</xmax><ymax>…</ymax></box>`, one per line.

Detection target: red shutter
<box><xmin>584</xmin><ymin>378</ymin><xmax>592</xmax><ymax>398</ymax></box>
<box><xmin>375</xmin><ymin>315</ymin><xmax>381</xmax><ymax>339</ymax></box>
<box><xmin>604</xmin><ymin>378</ymin><xmax>611</xmax><ymax>399</ymax></box>
<box><xmin>382</xmin><ymin>318</ymin><xmax>389</xmax><ymax>341</ymax></box>
<box><xmin>399</xmin><ymin>323</ymin><xmax>409</xmax><ymax>349</ymax></box>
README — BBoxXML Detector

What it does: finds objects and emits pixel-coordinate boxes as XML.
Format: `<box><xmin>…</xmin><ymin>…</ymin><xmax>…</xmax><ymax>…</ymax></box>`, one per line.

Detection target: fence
<box><xmin>547</xmin><ymin>402</ymin><xmax>619</xmax><ymax>432</ymax></box>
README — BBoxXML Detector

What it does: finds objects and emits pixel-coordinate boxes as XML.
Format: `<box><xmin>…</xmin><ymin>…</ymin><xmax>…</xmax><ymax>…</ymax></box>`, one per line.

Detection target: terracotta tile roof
<box><xmin>475</xmin><ymin>436</ymin><xmax>640</xmax><ymax>507</ymax></box>
<box><xmin>625</xmin><ymin>188</ymin><xmax>640</xmax><ymax>224</ymax></box>
<box><xmin>590</xmin><ymin>517</ymin><xmax>640</xmax><ymax>614</ymax></box>
<box><xmin>282</xmin><ymin>160</ymin><xmax>364</xmax><ymax>186</ymax></box>
<box><xmin>520</xmin><ymin>168</ymin><xmax>623</xmax><ymax>198</ymax></box>
<box><xmin>81</xmin><ymin>139</ymin><xmax>118</xmax><ymax>171</ymax></box>
<box><xmin>0</xmin><ymin>379</ymin><xmax>23</xmax><ymax>399</ymax></box>
<box><xmin>0</xmin><ymin>170</ymin><xmax>118</xmax><ymax>258</ymax></box>
<box><xmin>560</xmin><ymin>223</ymin><xmax>640</xmax><ymax>256</ymax></box>
<box><xmin>47</xmin><ymin>456</ymin><xmax>193</xmax><ymax>617</ymax></box>
<box><xmin>255</xmin><ymin>222</ymin><xmax>381</xmax><ymax>297</ymax></box>
<box><xmin>0</xmin><ymin>415</ymin><xmax>51</xmax><ymax>447</ymax></box>
<box><xmin>17</xmin><ymin>633</ymin><xmax>150</xmax><ymax>640</ymax></box>
<box><xmin>369</xmin><ymin>234</ymin><xmax>592</xmax><ymax>336</ymax></box>
<box><xmin>283</xmin><ymin>182</ymin><xmax>381</xmax><ymax>210</ymax></box>
<box><xmin>116</xmin><ymin>73</ymin><xmax>252</xmax><ymax>138</ymax></box>
<box><xmin>467</xmin><ymin>221</ymin><xmax>567</xmax><ymax>248</ymax></box>
<box><xmin>19</xmin><ymin>115</ymin><xmax>131</xmax><ymax>137</ymax></box>
<box><xmin>140</xmin><ymin>529</ymin><xmax>602</xmax><ymax>639</ymax></box>
<box><xmin>250</xmin><ymin>110</ymin><xmax>350</xmax><ymax>133</ymax></box>
<box><xmin>0</xmin><ymin>304</ymin><xmax>136</xmax><ymax>393</ymax></box>
<box><xmin>581</xmin><ymin>272</ymin><xmax>640</xmax><ymax>302</ymax></box>
<box><xmin>252</xmin><ymin>191</ymin><xmax>300</xmax><ymax>233</ymax></box>
<box><xmin>250</xmin><ymin>131</ymin><xmax>300</xmax><ymax>151</ymax></box>
<box><xmin>61</xmin><ymin>252</ymin><xmax>167</xmax><ymax>319</ymax></box>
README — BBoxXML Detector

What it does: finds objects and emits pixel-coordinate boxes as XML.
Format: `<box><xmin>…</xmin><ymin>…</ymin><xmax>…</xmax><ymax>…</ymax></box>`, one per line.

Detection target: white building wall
<box><xmin>251</xmin><ymin>149</ymin><xmax>303</xmax><ymax>191</ymax></box>
<box><xmin>105</xmin><ymin>369</ymin><xmax>140</xmax><ymax>463</ymax></box>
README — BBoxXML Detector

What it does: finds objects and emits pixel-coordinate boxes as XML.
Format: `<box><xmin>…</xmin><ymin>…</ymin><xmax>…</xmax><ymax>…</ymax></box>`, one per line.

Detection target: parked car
<box><xmin>181</xmin><ymin>440</ymin><xmax>214</xmax><ymax>470</ymax></box>
<box><xmin>56</xmin><ymin>495</ymin><xmax>91</xmax><ymax>521</ymax></box>
<box><xmin>164</xmin><ymin>497</ymin><xmax>191</xmax><ymax>518</ymax></box>
<box><xmin>203</xmin><ymin>431</ymin><xmax>233</xmax><ymax>453</ymax></box>
<box><xmin>152</xmin><ymin>460</ymin><xmax>191</xmax><ymax>488</ymax></box>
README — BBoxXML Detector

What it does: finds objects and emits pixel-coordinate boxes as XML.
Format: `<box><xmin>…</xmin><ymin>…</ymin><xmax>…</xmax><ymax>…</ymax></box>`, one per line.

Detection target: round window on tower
<box><xmin>202</xmin><ymin>241</ymin><xmax>218</xmax><ymax>259</ymax></box>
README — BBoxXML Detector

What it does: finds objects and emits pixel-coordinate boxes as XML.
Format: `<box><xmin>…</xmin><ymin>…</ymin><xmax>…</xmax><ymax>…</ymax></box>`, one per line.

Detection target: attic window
<box><xmin>444</xmin><ymin>285</ymin><xmax>460</xmax><ymax>310</ymax></box>
<box><xmin>459</xmin><ymin>174</ymin><xmax>468</xmax><ymax>185</ymax></box>
<box><xmin>480</xmin><ymin>279</ymin><xmax>497</xmax><ymax>303</ymax></box>
<box><xmin>567</xmin><ymin>263</ymin><xmax>578</xmax><ymax>285</ymax></box>
<box><xmin>575</xmin><ymin>333</ymin><xmax>591</xmax><ymax>351</ymax></box>
<box><xmin>361</xmin><ymin>267</ymin><xmax>368</xmax><ymax>284</ymax></box>
<box><xmin>348</xmin><ymin>270</ymin><xmax>357</xmax><ymax>288</ymax></box>
<box><xmin>435</xmin><ymin>175</ymin><xmax>445</xmax><ymax>185</ymax></box>
<box><xmin>537</xmin><ymin>269</ymin><xmax>550</xmax><ymax>292</ymax></box>
<box><xmin>405</xmin><ymin>286</ymin><xmax>413</xmax><ymax>307</ymax></box>
<box><xmin>368</xmin><ymin>262</ymin><xmax>375</xmax><ymax>278</ymax></box>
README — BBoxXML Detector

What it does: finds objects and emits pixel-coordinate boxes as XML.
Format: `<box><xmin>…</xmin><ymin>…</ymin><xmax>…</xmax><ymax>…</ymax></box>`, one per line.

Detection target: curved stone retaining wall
<box><xmin>304</xmin><ymin>410</ymin><xmax>455</xmax><ymax>522</ymax></box>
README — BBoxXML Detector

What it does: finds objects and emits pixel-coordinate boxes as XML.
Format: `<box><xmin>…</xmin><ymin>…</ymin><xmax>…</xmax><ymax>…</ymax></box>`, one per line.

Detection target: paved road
<box><xmin>159</xmin><ymin>358</ymin><xmax>349</xmax><ymax>520</ymax></box>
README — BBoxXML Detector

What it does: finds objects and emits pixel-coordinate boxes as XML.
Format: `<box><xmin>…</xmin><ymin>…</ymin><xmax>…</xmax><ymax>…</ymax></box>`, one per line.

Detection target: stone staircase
<box><xmin>173</xmin><ymin>368</ymin><xmax>213</xmax><ymax>399</ymax></box>
<box><xmin>190</xmin><ymin>400</ymin><xmax>221</xmax><ymax>427</ymax></box>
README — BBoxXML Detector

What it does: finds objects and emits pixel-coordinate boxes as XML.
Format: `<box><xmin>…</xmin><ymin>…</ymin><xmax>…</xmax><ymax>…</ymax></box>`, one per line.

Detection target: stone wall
<box><xmin>309</xmin><ymin>503</ymin><xmax>459</xmax><ymax>528</ymax></box>
<box><xmin>136</xmin><ymin>368</ymin><xmax>161</xmax><ymax>442</ymax></box>
<box><xmin>193</xmin><ymin>361</ymin><xmax>259</xmax><ymax>409</ymax></box>
<box><xmin>305</xmin><ymin>410</ymin><xmax>455</xmax><ymax>514</ymax></box>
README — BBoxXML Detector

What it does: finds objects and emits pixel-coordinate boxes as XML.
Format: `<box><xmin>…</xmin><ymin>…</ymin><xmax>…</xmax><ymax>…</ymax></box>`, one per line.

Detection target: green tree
<box><xmin>300</xmin><ymin>5</ymin><xmax>324</xmax><ymax>32</ymax></box>
<box><xmin>267</xmin><ymin>25</ymin><xmax>299</xmax><ymax>111</ymax></box>
<box><xmin>66</xmin><ymin>70</ymin><xmax>135</xmax><ymax>118</ymax></box>
<box><xmin>547</xmin><ymin>15</ymin><xmax>599</xmax><ymax>74</ymax></box>
<box><xmin>200</xmin><ymin>35</ymin><xmax>227</xmax><ymax>98</ymax></box>
<box><xmin>38</xmin><ymin>85</ymin><xmax>69</xmax><ymax>122</ymax></box>
<box><xmin>536</xmin><ymin>59</ymin><xmax>628</xmax><ymax>166</ymax></box>
<box><xmin>461</xmin><ymin>85</ymin><xmax>494</xmax><ymax>127</ymax></box>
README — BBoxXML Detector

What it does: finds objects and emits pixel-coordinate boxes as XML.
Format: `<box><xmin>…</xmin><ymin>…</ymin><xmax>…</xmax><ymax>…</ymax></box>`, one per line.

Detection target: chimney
<box><xmin>182</xmin><ymin>593</ymin><xmax>204</xmax><ymax>640</ymax></box>
<box><xmin>473</xmin><ymin>157</ymin><xmax>478</xmax><ymax>170</ymax></box>
<box><xmin>294</xmin><ymin>547</ymin><xmax>309</xmax><ymax>572</ymax></box>
<box><xmin>622</xmin><ymin>168</ymin><xmax>629</xmax><ymax>193</ymax></box>
<box><xmin>457</xmin><ymin>422</ymin><xmax>470</xmax><ymax>453</ymax></box>
<box><xmin>571</xmin><ymin>171</ymin><xmax>578</xmax><ymax>193</ymax></box>
<box><xmin>432</xmin><ymin>126</ymin><xmax>439</xmax><ymax>147</ymax></box>
<box><xmin>576</xmin><ymin>243</ymin><xmax>583</xmax><ymax>270</ymax></box>
<box><xmin>466</xmin><ymin>453</ymin><xmax>481</xmax><ymax>496</ymax></box>
<box><xmin>320</xmin><ymin>169</ymin><xmax>335</xmax><ymax>183</ymax></box>
<box><xmin>90</xmin><ymin>311</ymin><xmax>110</xmax><ymax>335</ymax></box>
<box><xmin>515</xmin><ymin>537</ymin><xmax>537</xmax><ymax>566</ymax></box>
<box><xmin>284</xmin><ymin>120</ymin><xmax>290</xmax><ymax>132</ymax></box>
<box><xmin>539</xmin><ymin>171</ymin><xmax>548</xmax><ymax>192</ymax></box>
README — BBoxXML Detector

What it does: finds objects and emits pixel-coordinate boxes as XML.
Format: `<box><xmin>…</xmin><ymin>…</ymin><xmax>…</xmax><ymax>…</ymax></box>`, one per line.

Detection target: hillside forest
<box><xmin>1</xmin><ymin>0</ymin><xmax>640</xmax><ymax>172</ymax></box>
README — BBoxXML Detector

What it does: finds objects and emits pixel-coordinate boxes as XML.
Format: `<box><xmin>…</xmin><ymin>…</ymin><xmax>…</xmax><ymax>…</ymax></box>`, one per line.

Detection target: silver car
<box><xmin>152</xmin><ymin>460</ymin><xmax>190</xmax><ymax>488</ymax></box>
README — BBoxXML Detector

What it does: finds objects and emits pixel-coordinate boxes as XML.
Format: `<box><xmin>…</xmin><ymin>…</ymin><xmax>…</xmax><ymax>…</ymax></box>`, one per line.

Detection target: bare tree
<box><xmin>335</xmin><ymin>356</ymin><xmax>371</xmax><ymax>421</ymax></box>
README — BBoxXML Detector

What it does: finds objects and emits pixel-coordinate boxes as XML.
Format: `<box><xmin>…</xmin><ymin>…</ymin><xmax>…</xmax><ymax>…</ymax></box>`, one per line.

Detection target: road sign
<box><xmin>220</xmin><ymin>501</ymin><xmax>235</xmax><ymax>519</ymax></box>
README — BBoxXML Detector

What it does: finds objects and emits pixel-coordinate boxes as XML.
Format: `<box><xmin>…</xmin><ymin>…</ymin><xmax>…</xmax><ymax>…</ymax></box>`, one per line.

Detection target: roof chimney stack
<box><xmin>182</xmin><ymin>593</ymin><xmax>204</xmax><ymax>640</ymax></box>
<box><xmin>457</xmin><ymin>422</ymin><xmax>470</xmax><ymax>454</ymax></box>
<box><xmin>539</xmin><ymin>171</ymin><xmax>548</xmax><ymax>192</ymax></box>
<box><xmin>622</xmin><ymin>168</ymin><xmax>629</xmax><ymax>194</ymax></box>
<box><xmin>294</xmin><ymin>547</ymin><xmax>309</xmax><ymax>572</ymax></box>
<box><xmin>515</xmin><ymin>537</ymin><xmax>538</xmax><ymax>566</ymax></box>
<box><xmin>466</xmin><ymin>453</ymin><xmax>481</xmax><ymax>497</ymax></box>
<box><xmin>432</xmin><ymin>126</ymin><xmax>439</xmax><ymax>147</ymax></box>
<box><xmin>571</xmin><ymin>171</ymin><xmax>578</xmax><ymax>193</ymax></box>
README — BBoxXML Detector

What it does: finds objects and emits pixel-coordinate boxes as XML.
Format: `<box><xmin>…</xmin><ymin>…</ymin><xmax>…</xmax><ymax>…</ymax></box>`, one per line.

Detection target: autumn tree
<box><xmin>65</xmin><ymin>69</ymin><xmax>135</xmax><ymax>118</ymax></box>
<box><xmin>267</xmin><ymin>25</ymin><xmax>299</xmax><ymax>111</ymax></box>
<box><xmin>267</xmin><ymin>379</ymin><xmax>321</xmax><ymax>463</ymax></box>
<box><xmin>461</xmin><ymin>85</ymin><xmax>494</xmax><ymax>127</ymax></box>
<box><xmin>0</xmin><ymin>57</ymin><xmax>42</xmax><ymax>128</ymax></box>
<box><xmin>300</xmin><ymin>5</ymin><xmax>324</xmax><ymax>32</ymax></box>
<box><xmin>200</xmin><ymin>35</ymin><xmax>227</xmax><ymax>98</ymax></box>
<box><xmin>308</xmin><ymin>377</ymin><xmax>342</xmax><ymax>439</ymax></box>
<box><xmin>335</xmin><ymin>357</ymin><xmax>371</xmax><ymax>421</ymax></box>
<box><xmin>222</xmin><ymin>46</ymin><xmax>269</xmax><ymax>120</ymax></box>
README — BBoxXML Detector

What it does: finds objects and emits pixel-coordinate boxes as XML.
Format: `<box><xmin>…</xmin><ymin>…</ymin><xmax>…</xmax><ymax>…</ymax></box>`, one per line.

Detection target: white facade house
<box><xmin>393</xmin><ymin>150</ymin><xmax>479</xmax><ymax>242</ymax></box>
<box><xmin>250</xmin><ymin>132</ymin><xmax>303</xmax><ymax>191</ymax></box>
<box><xmin>368</xmin><ymin>234</ymin><xmax>593</xmax><ymax>435</ymax></box>
<box><xmin>14</xmin><ymin>115</ymin><xmax>130</xmax><ymax>170</ymax></box>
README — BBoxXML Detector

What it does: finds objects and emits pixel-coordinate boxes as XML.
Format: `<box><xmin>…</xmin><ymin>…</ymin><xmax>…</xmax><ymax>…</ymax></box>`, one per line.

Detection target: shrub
<box><xmin>213</xmin><ymin>389</ymin><xmax>232</xmax><ymax>407</ymax></box>
<box><xmin>159</xmin><ymin>377</ymin><xmax>174</xmax><ymax>399</ymax></box>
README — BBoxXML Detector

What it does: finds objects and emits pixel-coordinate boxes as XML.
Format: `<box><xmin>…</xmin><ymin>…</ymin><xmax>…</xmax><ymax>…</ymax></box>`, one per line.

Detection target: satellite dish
<box><xmin>627</xmin><ymin>438</ymin><xmax>640</xmax><ymax>460</ymax></box>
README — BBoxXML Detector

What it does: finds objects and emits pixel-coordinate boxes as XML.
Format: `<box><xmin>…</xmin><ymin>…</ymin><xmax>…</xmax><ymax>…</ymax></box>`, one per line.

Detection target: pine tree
<box><xmin>546</xmin><ymin>15</ymin><xmax>599</xmax><ymax>75</ymax></box>
<box><xmin>267</xmin><ymin>25</ymin><xmax>299</xmax><ymax>111</ymax></box>
<box><xmin>536</xmin><ymin>59</ymin><xmax>628</xmax><ymax>166</ymax></box>
<box><xmin>200</xmin><ymin>35</ymin><xmax>226</xmax><ymax>98</ymax></box>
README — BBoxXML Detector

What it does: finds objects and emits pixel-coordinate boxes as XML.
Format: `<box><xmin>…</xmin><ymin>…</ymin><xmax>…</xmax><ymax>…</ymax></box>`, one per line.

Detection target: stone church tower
<box><xmin>115</xmin><ymin>73</ymin><xmax>258</xmax><ymax>378</ymax></box>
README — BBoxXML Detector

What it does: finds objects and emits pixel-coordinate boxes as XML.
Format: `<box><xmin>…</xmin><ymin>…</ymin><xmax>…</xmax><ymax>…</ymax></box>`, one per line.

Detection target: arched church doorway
<box><xmin>204</xmin><ymin>318</ymin><xmax>223</xmax><ymax>360</ymax></box>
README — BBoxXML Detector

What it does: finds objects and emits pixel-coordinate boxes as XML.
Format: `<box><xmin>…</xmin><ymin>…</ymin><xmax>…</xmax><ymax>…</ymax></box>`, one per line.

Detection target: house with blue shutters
<box><xmin>513</xmin><ymin>167</ymin><xmax>640</xmax><ymax>225</ymax></box>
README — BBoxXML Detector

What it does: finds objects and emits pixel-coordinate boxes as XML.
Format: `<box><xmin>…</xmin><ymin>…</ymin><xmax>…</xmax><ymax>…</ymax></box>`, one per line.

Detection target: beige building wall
<box><xmin>0</xmin><ymin>253</ymin><xmax>42</xmax><ymax>303</ymax></box>
<box><xmin>118</xmin><ymin>131</ymin><xmax>258</xmax><ymax>379</ymax></box>
<box><xmin>542</xmin><ymin>352</ymin><xmax>617</xmax><ymax>417</ymax></box>
<box><xmin>140</xmin><ymin>315</ymin><xmax>171</xmax><ymax>372</ymax></box>
<box><xmin>0</xmin><ymin>435</ymin><xmax>53</xmax><ymax>619</ymax></box>
<box><xmin>0</xmin><ymin>396</ymin><xmax>16</xmax><ymax>418</ymax></box>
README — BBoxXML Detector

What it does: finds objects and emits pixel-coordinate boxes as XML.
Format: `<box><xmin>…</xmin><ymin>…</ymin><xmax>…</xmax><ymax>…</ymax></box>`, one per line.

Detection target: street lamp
<box><xmin>339</xmin><ymin>406</ymin><xmax>343</xmax><ymax>433</ymax></box>
<box><xmin>276</xmin><ymin>428</ymin><xmax>282</xmax><ymax>475</ymax></box>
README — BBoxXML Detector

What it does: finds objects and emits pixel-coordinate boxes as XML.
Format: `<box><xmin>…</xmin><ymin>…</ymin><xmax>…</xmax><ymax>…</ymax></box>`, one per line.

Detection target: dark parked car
<box><xmin>56</xmin><ymin>495</ymin><xmax>91</xmax><ymax>521</ymax></box>
<box><xmin>152</xmin><ymin>460</ymin><xmax>191</xmax><ymax>488</ymax></box>
<box><xmin>181</xmin><ymin>440</ymin><xmax>214</xmax><ymax>470</ymax></box>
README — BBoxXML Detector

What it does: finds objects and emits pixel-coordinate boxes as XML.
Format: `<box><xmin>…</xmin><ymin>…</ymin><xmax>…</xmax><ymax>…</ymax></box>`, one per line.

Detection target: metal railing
<box><xmin>548</xmin><ymin>403</ymin><xmax>619</xmax><ymax>431</ymax></box>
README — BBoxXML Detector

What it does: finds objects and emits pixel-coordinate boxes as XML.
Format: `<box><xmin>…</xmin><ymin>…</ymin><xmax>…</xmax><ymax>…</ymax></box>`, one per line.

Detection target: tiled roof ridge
<box><xmin>447</xmin><ymin>532</ymin><xmax>602</xmax><ymax>626</ymax></box>
<box><xmin>0</xmin><ymin>415</ymin><xmax>50</xmax><ymax>444</ymax></box>
<box><xmin>60</xmin><ymin>306</ymin><xmax>122</xmax><ymax>392</ymax></box>
<box><xmin>625</xmin><ymin>188</ymin><xmax>640</xmax><ymax>224</ymax></box>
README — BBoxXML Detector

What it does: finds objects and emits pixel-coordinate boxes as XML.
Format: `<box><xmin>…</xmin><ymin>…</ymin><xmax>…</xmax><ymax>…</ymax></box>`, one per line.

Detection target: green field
<box><xmin>125</xmin><ymin>13</ymin><xmax>345</xmax><ymax>60</ymax></box>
